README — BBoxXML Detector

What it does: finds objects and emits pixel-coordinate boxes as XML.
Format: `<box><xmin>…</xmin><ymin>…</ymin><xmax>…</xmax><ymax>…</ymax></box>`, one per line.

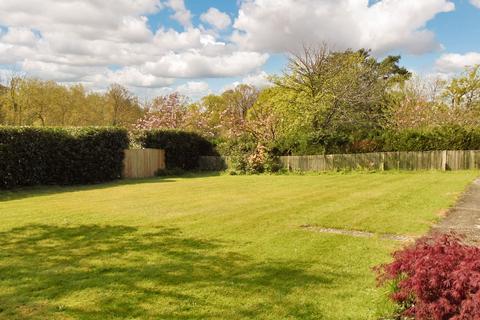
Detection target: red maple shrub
<box><xmin>375</xmin><ymin>234</ymin><xmax>480</xmax><ymax>320</ymax></box>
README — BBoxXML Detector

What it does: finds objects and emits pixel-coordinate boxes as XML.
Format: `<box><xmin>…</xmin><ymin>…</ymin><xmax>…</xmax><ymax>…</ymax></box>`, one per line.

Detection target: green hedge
<box><xmin>140</xmin><ymin>130</ymin><xmax>218</xmax><ymax>170</ymax></box>
<box><xmin>0</xmin><ymin>127</ymin><xmax>129</xmax><ymax>189</ymax></box>
<box><xmin>379</xmin><ymin>126</ymin><xmax>480</xmax><ymax>152</ymax></box>
<box><xmin>287</xmin><ymin>126</ymin><xmax>480</xmax><ymax>155</ymax></box>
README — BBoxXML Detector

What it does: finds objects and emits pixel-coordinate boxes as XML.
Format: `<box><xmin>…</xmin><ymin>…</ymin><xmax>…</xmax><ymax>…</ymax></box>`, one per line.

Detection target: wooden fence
<box><xmin>123</xmin><ymin>149</ymin><xmax>166</xmax><ymax>179</ymax></box>
<box><xmin>199</xmin><ymin>150</ymin><xmax>480</xmax><ymax>172</ymax></box>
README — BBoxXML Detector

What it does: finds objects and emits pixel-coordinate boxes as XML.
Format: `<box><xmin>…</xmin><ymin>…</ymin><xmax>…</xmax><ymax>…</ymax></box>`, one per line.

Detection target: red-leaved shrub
<box><xmin>376</xmin><ymin>234</ymin><xmax>480</xmax><ymax>320</ymax></box>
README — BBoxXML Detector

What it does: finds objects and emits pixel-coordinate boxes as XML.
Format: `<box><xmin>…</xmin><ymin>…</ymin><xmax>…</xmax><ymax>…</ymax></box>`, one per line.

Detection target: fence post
<box><xmin>442</xmin><ymin>150</ymin><xmax>448</xmax><ymax>171</ymax></box>
<box><xmin>380</xmin><ymin>153</ymin><xmax>385</xmax><ymax>171</ymax></box>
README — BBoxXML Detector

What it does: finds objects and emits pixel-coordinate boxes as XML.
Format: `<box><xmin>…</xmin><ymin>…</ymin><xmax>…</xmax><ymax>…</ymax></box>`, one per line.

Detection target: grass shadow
<box><xmin>0</xmin><ymin>172</ymin><xmax>223</xmax><ymax>202</ymax></box>
<box><xmin>0</xmin><ymin>224</ymin><xmax>332</xmax><ymax>319</ymax></box>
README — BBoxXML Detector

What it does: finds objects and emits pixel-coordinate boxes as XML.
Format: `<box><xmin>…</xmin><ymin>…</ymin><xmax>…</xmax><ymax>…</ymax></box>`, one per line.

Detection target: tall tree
<box><xmin>272</xmin><ymin>45</ymin><xmax>410</xmax><ymax>152</ymax></box>
<box><xmin>106</xmin><ymin>84</ymin><xmax>142</xmax><ymax>127</ymax></box>
<box><xmin>444</xmin><ymin>65</ymin><xmax>480</xmax><ymax>110</ymax></box>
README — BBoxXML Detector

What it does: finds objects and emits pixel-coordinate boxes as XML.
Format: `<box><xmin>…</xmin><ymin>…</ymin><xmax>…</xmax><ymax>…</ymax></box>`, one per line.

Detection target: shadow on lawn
<box><xmin>0</xmin><ymin>171</ymin><xmax>222</xmax><ymax>202</ymax></box>
<box><xmin>0</xmin><ymin>224</ymin><xmax>333</xmax><ymax>319</ymax></box>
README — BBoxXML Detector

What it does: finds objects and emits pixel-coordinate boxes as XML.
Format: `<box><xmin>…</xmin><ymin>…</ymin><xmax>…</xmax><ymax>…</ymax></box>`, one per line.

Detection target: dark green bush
<box><xmin>139</xmin><ymin>130</ymin><xmax>218</xmax><ymax>170</ymax></box>
<box><xmin>0</xmin><ymin>127</ymin><xmax>128</xmax><ymax>189</ymax></box>
<box><xmin>379</xmin><ymin>126</ymin><xmax>480</xmax><ymax>152</ymax></box>
<box><xmin>284</xmin><ymin>126</ymin><xmax>480</xmax><ymax>155</ymax></box>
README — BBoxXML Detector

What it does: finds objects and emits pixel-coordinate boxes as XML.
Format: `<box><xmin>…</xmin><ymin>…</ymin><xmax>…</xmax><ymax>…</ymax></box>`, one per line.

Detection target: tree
<box><xmin>2</xmin><ymin>76</ymin><xmax>24</xmax><ymax>125</ymax></box>
<box><xmin>106</xmin><ymin>84</ymin><xmax>142</xmax><ymax>127</ymax></box>
<box><xmin>272</xmin><ymin>45</ymin><xmax>410</xmax><ymax>153</ymax></box>
<box><xmin>444</xmin><ymin>65</ymin><xmax>480</xmax><ymax>110</ymax></box>
<box><xmin>387</xmin><ymin>76</ymin><xmax>447</xmax><ymax>130</ymax></box>
<box><xmin>219</xmin><ymin>85</ymin><xmax>259</xmax><ymax>139</ymax></box>
<box><xmin>245</xmin><ymin>87</ymin><xmax>281</xmax><ymax>143</ymax></box>
<box><xmin>0</xmin><ymin>83</ymin><xmax>7</xmax><ymax>124</ymax></box>
<box><xmin>388</xmin><ymin>70</ymin><xmax>480</xmax><ymax>130</ymax></box>
<box><xmin>135</xmin><ymin>92</ymin><xmax>188</xmax><ymax>130</ymax></box>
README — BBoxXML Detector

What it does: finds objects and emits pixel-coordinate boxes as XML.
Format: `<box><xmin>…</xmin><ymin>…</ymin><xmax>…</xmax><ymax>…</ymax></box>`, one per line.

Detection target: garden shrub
<box><xmin>222</xmin><ymin>137</ymin><xmax>256</xmax><ymax>174</ymax></box>
<box><xmin>276</xmin><ymin>126</ymin><xmax>480</xmax><ymax>156</ymax></box>
<box><xmin>139</xmin><ymin>130</ymin><xmax>218</xmax><ymax>170</ymax></box>
<box><xmin>376</xmin><ymin>234</ymin><xmax>480</xmax><ymax>320</ymax></box>
<box><xmin>378</xmin><ymin>126</ymin><xmax>480</xmax><ymax>152</ymax></box>
<box><xmin>217</xmin><ymin>136</ymin><xmax>282</xmax><ymax>174</ymax></box>
<box><xmin>0</xmin><ymin>126</ymin><xmax>129</xmax><ymax>189</ymax></box>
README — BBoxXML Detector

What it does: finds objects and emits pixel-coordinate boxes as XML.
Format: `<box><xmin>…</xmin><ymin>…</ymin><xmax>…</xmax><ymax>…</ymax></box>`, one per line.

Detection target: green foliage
<box><xmin>217</xmin><ymin>135</ymin><xmax>256</xmax><ymax>173</ymax></box>
<box><xmin>272</xmin><ymin>126</ymin><xmax>480</xmax><ymax>155</ymax></box>
<box><xmin>379</xmin><ymin>126</ymin><xmax>480</xmax><ymax>152</ymax></box>
<box><xmin>140</xmin><ymin>130</ymin><xmax>218</xmax><ymax>170</ymax></box>
<box><xmin>444</xmin><ymin>65</ymin><xmax>480</xmax><ymax>110</ymax></box>
<box><xmin>266</xmin><ymin>47</ymin><xmax>410</xmax><ymax>154</ymax></box>
<box><xmin>218</xmin><ymin>137</ymin><xmax>282</xmax><ymax>174</ymax></box>
<box><xmin>0</xmin><ymin>79</ymin><xmax>143</xmax><ymax>127</ymax></box>
<box><xmin>0</xmin><ymin>127</ymin><xmax>129</xmax><ymax>189</ymax></box>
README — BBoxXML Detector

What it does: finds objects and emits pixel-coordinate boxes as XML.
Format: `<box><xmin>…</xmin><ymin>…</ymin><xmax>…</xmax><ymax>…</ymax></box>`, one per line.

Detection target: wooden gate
<box><xmin>123</xmin><ymin>149</ymin><xmax>166</xmax><ymax>179</ymax></box>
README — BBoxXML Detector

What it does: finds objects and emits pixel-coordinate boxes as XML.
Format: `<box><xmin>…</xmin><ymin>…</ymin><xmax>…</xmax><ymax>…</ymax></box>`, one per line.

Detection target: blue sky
<box><xmin>0</xmin><ymin>0</ymin><xmax>479</xmax><ymax>99</ymax></box>
<box><xmin>400</xmin><ymin>0</ymin><xmax>480</xmax><ymax>73</ymax></box>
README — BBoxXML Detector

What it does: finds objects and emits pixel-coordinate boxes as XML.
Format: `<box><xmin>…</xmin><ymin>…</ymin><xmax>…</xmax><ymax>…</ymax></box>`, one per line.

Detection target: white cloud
<box><xmin>145</xmin><ymin>51</ymin><xmax>269</xmax><ymax>78</ymax></box>
<box><xmin>176</xmin><ymin>81</ymin><xmax>211</xmax><ymax>99</ymax></box>
<box><xmin>165</xmin><ymin>0</ymin><xmax>192</xmax><ymax>28</ymax></box>
<box><xmin>232</xmin><ymin>0</ymin><xmax>455</xmax><ymax>55</ymax></box>
<box><xmin>222</xmin><ymin>71</ymin><xmax>272</xmax><ymax>91</ymax></box>
<box><xmin>242</xmin><ymin>71</ymin><xmax>271</xmax><ymax>88</ymax></box>
<box><xmin>0</xmin><ymin>0</ymin><xmax>163</xmax><ymax>36</ymax></box>
<box><xmin>153</xmin><ymin>28</ymin><xmax>203</xmax><ymax>50</ymax></box>
<box><xmin>105</xmin><ymin>68</ymin><xmax>175</xmax><ymax>88</ymax></box>
<box><xmin>117</xmin><ymin>16</ymin><xmax>153</xmax><ymax>43</ymax></box>
<box><xmin>1</xmin><ymin>27</ymin><xmax>38</xmax><ymax>46</ymax></box>
<box><xmin>435</xmin><ymin>52</ymin><xmax>480</xmax><ymax>74</ymax></box>
<box><xmin>470</xmin><ymin>0</ymin><xmax>480</xmax><ymax>8</ymax></box>
<box><xmin>0</xmin><ymin>0</ymin><xmax>268</xmax><ymax>95</ymax></box>
<box><xmin>0</xmin><ymin>0</ymin><xmax>460</xmax><ymax>98</ymax></box>
<box><xmin>200</xmin><ymin>8</ymin><xmax>232</xmax><ymax>30</ymax></box>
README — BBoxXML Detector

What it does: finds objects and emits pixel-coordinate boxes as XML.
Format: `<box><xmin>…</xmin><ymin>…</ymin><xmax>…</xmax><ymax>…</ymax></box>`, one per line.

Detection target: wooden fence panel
<box><xmin>279</xmin><ymin>150</ymin><xmax>480</xmax><ymax>172</ymax></box>
<box><xmin>123</xmin><ymin>149</ymin><xmax>166</xmax><ymax>179</ymax></box>
<box><xmin>383</xmin><ymin>152</ymin><xmax>398</xmax><ymax>170</ymax></box>
<box><xmin>200</xmin><ymin>150</ymin><xmax>480</xmax><ymax>173</ymax></box>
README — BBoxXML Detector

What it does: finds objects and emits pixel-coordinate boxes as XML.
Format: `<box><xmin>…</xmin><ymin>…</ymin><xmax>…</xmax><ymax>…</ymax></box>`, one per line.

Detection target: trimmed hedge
<box><xmin>0</xmin><ymin>127</ymin><xmax>129</xmax><ymax>189</ymax></box>
<box><xmin>303</xmin><ymin>126</ymin><xmax>480</xmax><ymax>155</ymax></box>
<box><xmin>380</xmin><ymin>126</ymin><xmax>480</xmax><ymax>152</ymax></box>
<box><xmin>140</xmin><ymin>130</ymin><xmax>218</xmax><ymax>170</ymax></box>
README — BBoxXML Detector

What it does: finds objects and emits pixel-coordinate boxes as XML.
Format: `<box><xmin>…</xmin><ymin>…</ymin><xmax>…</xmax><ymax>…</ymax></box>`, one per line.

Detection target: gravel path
<box><xmin>300</xmin><ymin>225</ymin><xmax>416</xmax><ymax>242</ymax></box>
<box><xmin>431</xmin><ymin>178</ymin><xmax>480</xmax><ymax>244</ymax></box>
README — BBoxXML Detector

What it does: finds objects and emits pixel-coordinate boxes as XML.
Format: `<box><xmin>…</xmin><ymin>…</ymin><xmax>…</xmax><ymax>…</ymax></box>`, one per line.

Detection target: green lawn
<box><xmin>0</xmin><ymin>172</ymin><xmax>477</xmax><ymax>319</ymax></box>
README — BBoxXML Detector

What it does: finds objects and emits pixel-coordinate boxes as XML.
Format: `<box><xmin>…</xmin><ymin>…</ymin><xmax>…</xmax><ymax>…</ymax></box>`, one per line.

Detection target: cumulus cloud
<box><xmin>105</xmin><ymin>68</ymin><xmax>175</xmax><ymax>88</ymax></box>
<box><xmin>470</xmin><ymin>0</ymin><xmax>480</xmax><ymax>8</ymax></box>
<box><xmin>223</xmin><ymin>71</ymin><xmax>272</xmax><ymax>91</ymax></box>
<box><xmin>165</xmin><ymin>0</ymin><xmax>192</xmax><ymax>28</ymax></box>
<box><xmin>1</xmin><ymin>27</ymin><xmax>38</xmax><ymax>46</ymax></box>
<box><xmin>232</xmin><ymin>0</ymin><xmax>455</xmax><ymax>55</ymax></box>
<box><xmin>0</xmin><ymin>0</ymin><xmax>162</xmax><ymax>37</ymax></box>
<box><xmin>145</xmin><ymin>51</ymin><xmax>269</xmax><ymax>78</ymax></box>
<box><xmin>176</xmin><ymin>81</ymin><xmax>211</xmax><ymax>99</ymax></box>
<box><xmin>0</xmin><ymin>0</ymin><xmax>460</xmax><ymax>97</ymax></box>
<box><xmin>241</xmin><ymin>71</ymin><xmax>272</xmax><ymax>88</ymax></box>
<box><xmin>200</xmin><ymin>8</ymin><xmax>232</xmax><ymax>30</ymax></box>
<box><xmin>0</xmin><ymin>0</ymin><xmax>268</xmax><ymax>94</ymax></box>
<box><xmin>435</xmin><ymin>52</ymin><xmax>480</xmax><ymax>74</ymax></box>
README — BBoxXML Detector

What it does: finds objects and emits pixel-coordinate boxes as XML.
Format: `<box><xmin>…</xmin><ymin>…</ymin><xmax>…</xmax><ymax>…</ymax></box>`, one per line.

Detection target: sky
<box><xmin>0</xmin><ymin>0</ymin><xmax>479</xmax><ymax>100</ymax></box>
